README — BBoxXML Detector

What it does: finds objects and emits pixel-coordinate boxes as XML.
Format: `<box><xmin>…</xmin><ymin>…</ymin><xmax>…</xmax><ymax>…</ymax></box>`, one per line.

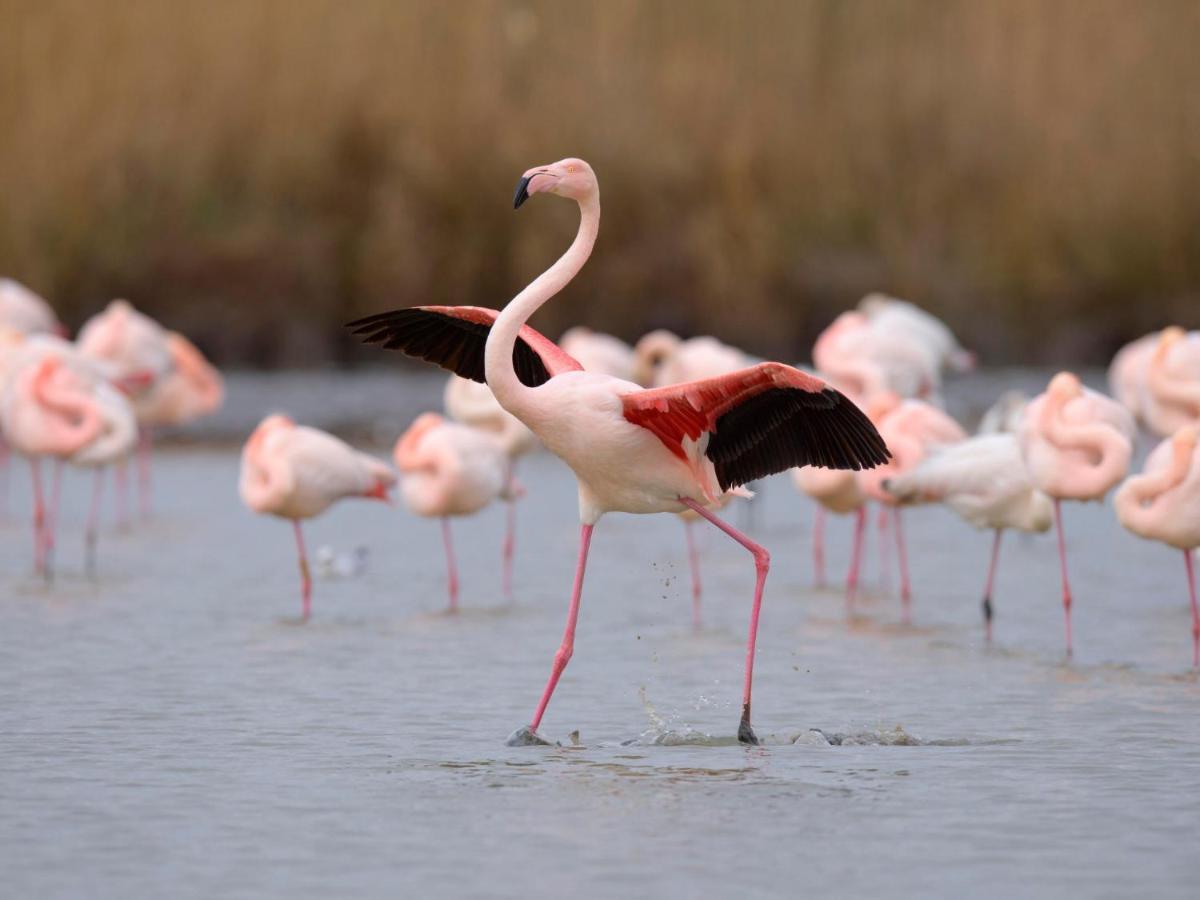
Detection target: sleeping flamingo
<box><xmin>394</xmin><ymin>412</ymin><xmax>517</xmax><ymax>612</ymax></box>
<box><xmin>858</xmin><ymin>395</ymin><xmax>968</xmax><ymax>620</ymax></box>
<box><xmin>444</xmin><ymin>374</ymin><xmax>535</xmax><ymax>600</ymax></box>
<box><xmin>350</xmin><ymin>157</ymin><xmax>889</xmax><ymax>744</ymax></box>
<box><xmin>1142</xmin><ymin>327</ymin><xmax>1200</xmax><ymax>437</ymax></box>
<box><xmin>883</xmin><ymin>433</ymin><xmax>1052</xmax><ymax>640</ymax></box>
<box><xmin>138</xmin><ymin>332</ymin><xmax>225</xmax><ymax>430</ymax></box>
<box><xmin>239</xmin><ymin>414</ymin><xmax>395</xmax><ymax>620</ymax></box>
<box><xmin>1114</xmin><ymin>426</ymin><xmax>1200</xmax><ymax>667</ymax></box>
<box><xmin>0</xmin><ymin>279</ymin><xmax>60</xmax><ymax>335</ymax></box>
<box><xmin>1108</xmin><ymin>330</ymin><xmax>1159</xmax><ymax>424</ymax></box>
<box><xmin>857</xmin><ymin>294</ymin><xmax>975</xmax><ymax>377</ymax></box>
<box><xmin>76</xmin><ymin>300</ymin><xmax>173</xmax><ymax>522</ymax></box>
<box><xmin>1019</xmin><ymin>372</ymin><xmax>1135</xmax><ymax>656</ymax></box>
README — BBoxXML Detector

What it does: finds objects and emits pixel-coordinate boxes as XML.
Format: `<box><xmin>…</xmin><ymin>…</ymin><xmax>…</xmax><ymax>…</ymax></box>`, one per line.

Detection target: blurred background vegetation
<box><xmin>1</xmin><ymin>0</ymin><xmax>1198</xmax><ymax>366</ymax></box>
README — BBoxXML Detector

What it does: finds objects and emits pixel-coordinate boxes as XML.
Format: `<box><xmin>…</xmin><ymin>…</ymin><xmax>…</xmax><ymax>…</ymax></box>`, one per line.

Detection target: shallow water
<box><xmin>3</xmin><ymin>371</ymin><xmax>1200</xmax><ymax>899</ymax></box>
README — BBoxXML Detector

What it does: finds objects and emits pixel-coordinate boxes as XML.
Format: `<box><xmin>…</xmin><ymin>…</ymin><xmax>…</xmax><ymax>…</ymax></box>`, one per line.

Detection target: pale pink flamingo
<box><xmin>239</xmin><ymin>414</ymin><xmax>395</xmax><ymax>620</ymax></box>
<box><xmin>883</xmin><ymin>433</ymin><xmax>1052</xmax><ymax>639</ymax></box>
<box><xmin>0</xmin><ymin>352</ymin><xmax>130</xmax><ymax>578</ymax></box>
<box><xmin>557</xmin><ymin>326</ymin><xmax>635</xmax><ymax>379</ymax></box>
<box><xmin>1114</xmin><ymin>426</ymin><xmax>1200</xmax><ymax>666</ymax></box>
<box><xmin>792</xmin><ymin>466</ymin><xmax>868</xmax><ymax>610</ymax></box>
<box><xmin>394</xmin><ymin>412</ymin><xmax>517</xmax><ymax>612</ymax></box>
<box><xmin>0</xmin><ymin>278</ymin><xmax>60</xmax><ymax>335</ymax></box>
<box><xmin>444</xmin><ymin>374</ymin><xmax>536</xmax><ymax>601</ymax></box>
<box><xmin>1142</xmin><ymin>327</ymin><xmax>1200</xmax><ymax>437</ymax></box>
<box><xmin>350</xmin><ymin>157</ymin><xmax>889</xmax><ymax>744</ymax></box>
<box><xmin>813</xmin><ymin>309</ymin><xmax>940</xmax><ymax>403</ymax></box>
<box><xmin>1108</xmin><ymin>330</ymin><xmax>1160</xmax><ymax>423</ymax></box>
<box><xmin>858</xmin><ymin>395</ymin><xmax>968</xmax><ymax>620</ymax></box>
<box><xmin>1019</xmin><ymin>372</ymin><xmax>1135</xmax><ymax>656</ymax></box>
<box><xmin>77</xmin><ymin>299</ymin><xmax>172</xmax><ymax>522</ymax></box>
<box><xmin>857</xmin><ymin>293</ymin><xmax>975</xmax><ymax>376</ymax></box>
<box><xmin>138</xmin><ymin>332</ymin><xmax>225</xmax><ymax>429</ymax></box>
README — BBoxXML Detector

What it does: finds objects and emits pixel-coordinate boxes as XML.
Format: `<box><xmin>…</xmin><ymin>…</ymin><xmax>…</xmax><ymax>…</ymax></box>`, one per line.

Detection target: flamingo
<box><xmin>857</xmin><ymin>293</ymin><xmax>975</xmax><ymax>375</ymax></box>
<box><xmin>444</xmin><ymin>374</ymin><xmax>535</xmax><ymax>600</ymax></box>
<box><xmin>239</xmin><ymin>414</ymin><xmax>395</xmax><ymax>620</ymax></box>
<box><xmin>138</xmin><ymin>332</ymin><xmax>225</xmax><ymax>430</ymax></box>
<box><xmin>0</xmin><ymin>350</ymin><xmax>134</xmax><ymax>577</ymax></box>
<box><xmin>76</xmin><ymin>299</ymin><xmax>173</xmax><ymax>522</ymax></box>
<box><xmin>1108</xmin><ymin>330</ymin><xmax>1160</xmax><ymax>424</ymax></box>
<box><xmin>1142</xmin><ymin>327</ymin><xmax>1200</xmax><ymax>437</ymax></box>
<box><xmin>0</xmin><ymin>279</ymin><xmax>60</xmax><ymax>335</ymax></box>
<box><xmin>557</xmin><ymin>326</ymin><xmax>635</xmax><ymax>379</ymax></box>
<box><xmin>858</xmin><ymin>395</ymin><xmax>968</xmax><ymax>620</ymax></box>
<box><xmin>1019</xmin><ymin>372</ymin><xmax>1135</xmax><ymax>656</ymax></box>
<box><xmin>1114</xmin><ymin>426</ymin><xmax>1200</xmax><ymax>666</ymax></box>
<box><xmin>394</xmin><ymin>412</ymin><xmax>517</xmax><ymax>612</ymax></box>
<box><xmin>883</xmin><ymin>433</ymin><xmax>1053</xmax><ymax>639</ymax></box>
<box><xmin>349</xmin><ymin>157</ymin><xmax>889</xmax><ymax>744</ymax></box>
<box><xmin>631</xmin><ymin>330</ymin><xmax>752</xmax><ymax>388</ymax></box>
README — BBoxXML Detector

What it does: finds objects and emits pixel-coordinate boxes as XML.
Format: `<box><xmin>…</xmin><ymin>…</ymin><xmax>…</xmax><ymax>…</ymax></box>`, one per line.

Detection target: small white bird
<box><xmin>884</xmin><ymin>433</ymin><xmax>1052</xmax><ymax>639</ymax></box>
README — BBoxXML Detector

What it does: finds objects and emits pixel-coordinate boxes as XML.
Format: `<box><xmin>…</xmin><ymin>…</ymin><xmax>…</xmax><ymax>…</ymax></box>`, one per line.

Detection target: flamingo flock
<box><xmin>4</xmin><ymin>156</ymin><xmax>1199</xmax><ymax>745</ymax></box>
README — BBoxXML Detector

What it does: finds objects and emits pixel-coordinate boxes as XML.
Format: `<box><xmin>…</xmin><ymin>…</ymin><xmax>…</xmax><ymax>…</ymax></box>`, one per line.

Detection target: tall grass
<box><xmin>1</xmin><ymin>0</ymin><xmax>1198</xmax><ymax>364</ymax></box>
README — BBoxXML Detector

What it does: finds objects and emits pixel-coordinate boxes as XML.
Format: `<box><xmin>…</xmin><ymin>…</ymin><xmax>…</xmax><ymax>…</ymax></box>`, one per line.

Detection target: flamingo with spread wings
<box><xmin>349</xmin><ymin>157</ymin><xmax>888</xmax><ymax>745</ymax></box>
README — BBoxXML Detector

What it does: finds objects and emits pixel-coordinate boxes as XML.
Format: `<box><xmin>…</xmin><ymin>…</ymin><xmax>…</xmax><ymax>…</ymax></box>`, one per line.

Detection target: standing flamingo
<box><xmin>0</xmin><ymin>352</ymin><xmax>133</xmax><ymax>577</ymax></box>
<box><xmin>1108</xmin><ymin>330</ymin><xmax>1160</xmax><ymax>424</ymax></box>
<box><xmin>239</xmin><ymin>414</ymin><xmax>395</xmax><ymax>620</ymax></box>
<box><xmin>76</xmin><ymin>300</ymin><xmax>172</xmax><ymax>522</ymax></box>
<box><xmin>857</xmin><ymin>294</ymin><xmax>975</xmax><ymax>376</ymax></box>
<box><xmin>883</xmin><ymin>433</ymin><xmax>1052</xmax><ymax>639</ymax></box>
<box><xmin>1114</xmin><ymin>426</ymin><xmax>1200</xmax><ymax>666</ymax></box>
<box><xmin>444</xmin><ymin>374</ymin><xmax>535</xmax><ymax>601</ymax></box>
<box><xmin>858</xmin><ymin>395</ymin><xmax>967</xmax><ymax>620</ymax></box>
<box><xmin>394</xmin><ymin>412</ymin><xmax>517</xmax><ymax>612</ymax></box>
<box><xmin>138</xmin><ymin>332</ymin><xmax>225</xmax><ymax>430</ymax></box>
<box><xmin>1142</xmin><ymin>327</ymin><xmax>1200</xmax><ymax>437</ymax></box>
<box><xmin>350</xmin><ymin>157</ymin><xmax>889</xmax><ymax>744</ymax></box>
<box><xmin>1019</xmin><ymin>372</ymin><xmax>1135</xmax><ymax>656</ymax></box>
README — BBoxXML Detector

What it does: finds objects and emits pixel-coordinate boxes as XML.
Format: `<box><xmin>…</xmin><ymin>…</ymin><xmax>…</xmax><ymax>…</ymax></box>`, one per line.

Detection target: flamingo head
<box><xmin>513</xmin><ymin>158</ymin><xmax>597</xmax><ymax>208</ymax></box>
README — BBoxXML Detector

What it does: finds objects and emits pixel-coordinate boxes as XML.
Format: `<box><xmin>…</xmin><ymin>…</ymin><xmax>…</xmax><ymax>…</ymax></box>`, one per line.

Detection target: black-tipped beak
<box><xmin>513</xmin><ymin>175</ymin><xmax>532</xmax><ymax>209</ymax></box>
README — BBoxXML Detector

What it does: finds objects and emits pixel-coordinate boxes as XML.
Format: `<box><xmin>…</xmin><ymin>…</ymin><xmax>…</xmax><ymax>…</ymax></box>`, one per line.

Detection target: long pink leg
<box><xmin>685</xmin><ymin>518</ymin><xmax>703</xmax><ymax>629</ymax></box>
<box><xmin>1185</xmin><ymin>550</ymin><xmax>1199</xmax><ymax>669</ymax></box>
<box><xmin>982</xmin><ymin>529</ymin><xmax>1003</xmax><ymax>642</ymax></box>
<box><xmin>85</xmin><ymin>468</ymin><xmax>105</xmax><ymax>577</ymax></box>
<box><xmin>293</xmin><ymin>520</ymin><xmax>312</xmax><ymax>621</ymax></box>
<box><xmin>137</xmin><ymin>427</ymin><xmax>152</xmax><ymax>521</ymax></box>
<box><xmin>1053</xmin><ymin>499</ymin><xmax>1073</xmax><ymax>657</ymax></box>
<box><xmin>30</xmin><ymin>458</ymin><xmax>45</xmax><ymax>575</ymax></box>
<box><xmin>877</xmin><ymin>505</ymin><xmax>892</xmax><ymax>591</ymax></box>
<box><xmin>812</xmin><ymin>505</ymin><xmax>827</xmax><ymax>588</ymax></box>
<box><xmin>680</xmin><ymin>497</ymin><xmax>769</xmax><ymax>745</ymax></box>
<box><xmin>115</xmin><ymin>458</ymin><xmax>130</xmax><ymax>529</ymax></box>
<box><xmin>894</xmin><ymin>506</ymin><xmax>912</xmax><ymax>622</ymax></box>
<box><xmin>528</xmin><ymin>523</ymin><xmax>594</xmax><ymax>734</ymax></box>
<box><xmin>846</xmin><ymin>506</ymin><xmax>867</xmax><ymax>614</ymax></box>
<box><xmin>442</xmin><ymin>517</ymin><xmax>459</xmax><ymax>613</ymax></box>
<box><xmin>42</xmin><ymin>460</ymin><xmax>63</xmax><ymax>581</ymax></box>
<box><xmin>501</xmin><ymin>497</ymin><xmax>516</xmax><ymax>602</ymax></box>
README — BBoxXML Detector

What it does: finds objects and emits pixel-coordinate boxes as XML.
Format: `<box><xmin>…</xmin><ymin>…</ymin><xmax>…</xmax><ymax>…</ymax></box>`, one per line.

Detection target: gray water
<box><xmin>2</xmin><ymin>371</ymin><xmax>1199</xmax><ymax>899</ymax></box>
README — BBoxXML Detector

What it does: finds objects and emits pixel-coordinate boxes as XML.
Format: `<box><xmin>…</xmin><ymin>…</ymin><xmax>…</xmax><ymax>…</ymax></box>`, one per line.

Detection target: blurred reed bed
<box><xmin>1</xmin><ymin>0</ymin><xmax>1198</xmax><ymax>365</ymax></box>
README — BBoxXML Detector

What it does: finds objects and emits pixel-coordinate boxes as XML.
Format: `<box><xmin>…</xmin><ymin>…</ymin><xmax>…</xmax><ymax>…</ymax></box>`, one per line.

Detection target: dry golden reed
<box><xmin>1</xmin><ymin>0</ymin><xmax>1198</xmax><ymax>364</ymax></box>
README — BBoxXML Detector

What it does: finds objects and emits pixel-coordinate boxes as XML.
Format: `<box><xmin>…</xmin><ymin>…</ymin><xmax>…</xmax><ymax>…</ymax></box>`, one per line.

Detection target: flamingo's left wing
<box><xmin>623</xmin><ymin>362</ymin><xmax>890</xmax><ymax>491</ymax></box>
<box><xmin>347</xmin><ymin>305</ymin><xmax>582</xmax><ymax>386</ymax></box>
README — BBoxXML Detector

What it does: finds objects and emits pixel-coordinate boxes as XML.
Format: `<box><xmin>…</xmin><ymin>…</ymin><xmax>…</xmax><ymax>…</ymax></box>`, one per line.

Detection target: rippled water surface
<box><xmin>3</xmin><ymin>371</ymin><xmax>1199</xmax><ymax>898</ymax></box>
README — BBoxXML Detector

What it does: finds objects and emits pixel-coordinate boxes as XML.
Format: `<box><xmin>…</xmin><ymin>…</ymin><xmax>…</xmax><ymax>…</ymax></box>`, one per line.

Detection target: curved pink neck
<box><xmin>485</xmin><ymin>194</ymin><xmax>600</xmax><ymax>414</ymax></box>
<box><xmin>1118</xmin><ymin>440</ymin><xmax>1196</xmax><ymax>533</ymax></box>
<box><xmin>1148</xmin><ymin>349</ymin><xmax>1200</xmax><ymax>419</ymax></box>
<box><xmin>1040</xmin><ymin>390</ymin><xmax>1131</xmax><ymax>496</ymax></box>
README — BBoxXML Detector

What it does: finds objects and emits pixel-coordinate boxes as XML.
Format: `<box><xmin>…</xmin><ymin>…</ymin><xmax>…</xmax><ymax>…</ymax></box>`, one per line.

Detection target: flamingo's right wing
<box><xmin>347</xmin><ymin>306</ymin><xmax>582</xmax><ymax>387</ymax></box>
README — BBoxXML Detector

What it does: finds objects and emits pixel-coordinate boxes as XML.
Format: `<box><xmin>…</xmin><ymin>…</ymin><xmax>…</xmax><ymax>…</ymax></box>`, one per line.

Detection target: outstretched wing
<box><xmin>347</xmin><ymin>305</ymin><xmax>582</xmax><ymax>387</ymax></box>
<box><xmin>623</xmin><ymin>362</ymin><xmax>890</xmax><ymax>491</ymax></box>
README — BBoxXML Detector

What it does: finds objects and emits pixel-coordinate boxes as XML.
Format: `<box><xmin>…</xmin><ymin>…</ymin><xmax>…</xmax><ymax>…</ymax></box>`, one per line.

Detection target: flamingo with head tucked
<box><xmin>1019</xmin><ymin>372</ymin><xmax>1135</xmax><ymax>656</ymax></box>
<box><xmin>239</xmin><ymin>414</ymin><xmax>395</xmax><ymax>620</ymax></box>
<box><xmin>350</xmin><ymin>157</ymin><xmax>889</xmax><ymax>744</ymax></box>
<box><xmin>883</xmin><ymin>433</ymin><xmax>1052</xmax><ymax>639</ymax></box>
<box><xmin>139</xmin><ymin>332</ymin><xmax>225</xmax><ymax>429</ymax></box>
<box><xmin>394</xmin><ymin>412</ymin><xmax>517</xmax><ymax>612</ymax></box>
<box><xmin>1143</xmin><ymin>327</ymin><xmax>1200</xmax><ymax>437</ymax></box>
<box><xmin>1114</xmin><ymin>426</ymin><xmax>1200</xmax><ymax>667</ymax></box>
